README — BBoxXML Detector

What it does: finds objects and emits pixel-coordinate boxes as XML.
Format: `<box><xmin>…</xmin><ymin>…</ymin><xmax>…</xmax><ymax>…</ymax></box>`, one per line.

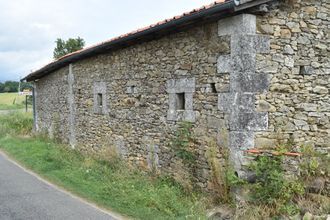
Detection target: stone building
<box><xmin>23</xmin><ymin>0</ymin><xmax>329</xmax><ymax>188</ymax></box>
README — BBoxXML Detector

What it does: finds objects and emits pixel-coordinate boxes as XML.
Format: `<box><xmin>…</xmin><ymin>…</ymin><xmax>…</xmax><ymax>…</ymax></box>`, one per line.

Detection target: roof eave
<box><xmin>23</xmin><ymin>0</ymin><xmax>274</xmax><ymax>82</ymax></box>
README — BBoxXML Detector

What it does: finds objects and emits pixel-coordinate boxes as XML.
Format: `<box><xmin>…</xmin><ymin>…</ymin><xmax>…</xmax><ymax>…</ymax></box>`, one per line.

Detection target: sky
<box><xmin>0</xmin><ymin>0</ymin><xmax>216</xmax><ymax>82</ymax></box>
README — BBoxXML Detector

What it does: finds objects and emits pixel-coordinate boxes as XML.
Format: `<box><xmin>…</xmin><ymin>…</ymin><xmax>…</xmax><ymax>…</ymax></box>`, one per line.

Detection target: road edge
<box><xmin>0</xmin><ymin>150</ymin><xmax>128</xmax><ymax>220</ymax></box>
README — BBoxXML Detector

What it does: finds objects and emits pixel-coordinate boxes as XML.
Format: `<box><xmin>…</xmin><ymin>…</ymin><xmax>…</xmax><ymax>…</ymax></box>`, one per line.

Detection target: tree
<box><xmin>53</xmin><ymin>37</ymin><xmax>85</xmax><ymax>59</ymax></box>
<box><xmin>2</xmin><ymin>81</ymin><xmax>19</xmax><ymax>93</ymax></box>
<box><xmin>0</xmin><ymin>83</ymin><xmax>4</xmax><ymax>93</ymax></box>
<box><xmin>21</xmin><ymin>82</ymin><xmax>32</xmax><ymax>91</ymax></box>
<box><xmin>0</xmin><ymin>81</ymin><xmax>32</xmax><ymax>93</ymax></box>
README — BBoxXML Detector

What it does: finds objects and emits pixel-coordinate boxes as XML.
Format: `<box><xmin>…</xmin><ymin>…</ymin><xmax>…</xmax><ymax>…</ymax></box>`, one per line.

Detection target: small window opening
<box><xmin>299</xmin><ymin>66</ymin><xmax>305</xmax><ymax>75</ymax></box>
<box><xmin>126</xmin><ymin>85</ymin><xmax>137</xmax><ymax>94</ymax></box>
<box><xmin>175</xmin><ymin>93</ymin><xmax>185</xmax><ymax>110</ymax></box>
<box><xmin>299</xmin><ymin>66</ymin><xmax>313</xmax><ymax>75</ymax></box>
<box><xmin>210</xmin><ymin>83</ymin><xmax>217</xmax><ymax>93</ymax></box>
<box><xmin>97</xmin><ymin>93</ymin><xmax>103</xmax><ymax>107</ymax></box>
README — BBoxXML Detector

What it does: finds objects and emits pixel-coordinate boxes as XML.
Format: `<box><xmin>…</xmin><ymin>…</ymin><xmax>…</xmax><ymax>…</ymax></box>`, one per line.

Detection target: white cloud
<box><xmin>0</xmin><ymin>0</ymin><xmax>215</xmax><ymax>81</ymax></box>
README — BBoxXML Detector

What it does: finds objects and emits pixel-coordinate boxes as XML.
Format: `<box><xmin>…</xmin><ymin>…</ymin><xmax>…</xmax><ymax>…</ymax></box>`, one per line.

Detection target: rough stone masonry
<box><xmin>25</xmin><ymin>0</ymin><xmax>329</xmax><ymax>190</ymax></box>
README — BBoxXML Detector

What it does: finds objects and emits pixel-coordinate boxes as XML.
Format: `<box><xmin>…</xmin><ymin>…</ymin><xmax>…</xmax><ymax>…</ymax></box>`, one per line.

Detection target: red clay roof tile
<box><xmin>24</xmin><ymin>0</ymin><xmax>231</xmax><ymax>81</ymax></box>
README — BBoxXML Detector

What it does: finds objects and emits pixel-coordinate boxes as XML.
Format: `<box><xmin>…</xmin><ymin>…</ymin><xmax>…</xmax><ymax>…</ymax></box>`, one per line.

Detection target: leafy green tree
<box><xmin>0</xmin><ymin>83</ymin><xmax>4</xmax><ymax>93</ymax></box>
<box><xmin>2</xmin><ymin>81</ymin><xmax>19</xmax><ymax>92</ymax></box>
<box><xmin>53</xmin><ymin>37</ymin><xmax>85</xmax><ymax>59</ymax></box>
<box><xmin>0</xmin><ymin>81</ymin><xmax>32</xmax><ymax>93</ymax></box>
<box><xmin>21</xmin><ymin>82</ymin><xmax>32</xmax><ymax>91</ymax></box>
<box><xmin>3</xmin><ymin>86</ymin><xmax>11</xmax><ymax>93</ymax></box>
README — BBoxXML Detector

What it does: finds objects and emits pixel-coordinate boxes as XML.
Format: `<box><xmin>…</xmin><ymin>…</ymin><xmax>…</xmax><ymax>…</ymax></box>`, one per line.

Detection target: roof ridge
<box><xmin>55</xmin><ymin>0</ymin><xmax>228</xmax><ymax>62</ymax></box>
<box><xmin>23</xmin><ymin>0</ymin><xmax>238</xmax><ymax>81</ymax></box>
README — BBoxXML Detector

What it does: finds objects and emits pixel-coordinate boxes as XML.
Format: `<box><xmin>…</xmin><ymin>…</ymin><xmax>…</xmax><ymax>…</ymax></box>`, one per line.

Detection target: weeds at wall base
<box><xmin>0</xmin><ymin>113</ymin><xmax>208</xmax><ymax>219</ymax></box>
<box><xmin>1</xmin><ymin>112</ymin><xmax>329</xmax><ymax>219</ymax></box>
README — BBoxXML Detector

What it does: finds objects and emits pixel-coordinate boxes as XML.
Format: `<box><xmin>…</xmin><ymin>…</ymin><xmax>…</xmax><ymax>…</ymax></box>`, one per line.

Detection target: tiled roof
<box><xmin>54</xmin><ymin>0</ymin><xmax>229</xmax><ymax>62</ymax></box>
<box><xmin>23</xmin><ymin>0</ymin><xmax>236</xmax><ymax>81</ymax></box>
<box><xmin>57</xmin><ymin>0</ymin><xmax>228</xmax><ymax>62</ymax></box>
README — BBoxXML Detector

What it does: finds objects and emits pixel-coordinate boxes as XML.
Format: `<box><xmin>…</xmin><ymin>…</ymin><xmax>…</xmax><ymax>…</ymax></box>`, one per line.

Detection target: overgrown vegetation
<box><xmin>170</xmin><ymin>121</ymin><xmax>199</xmax><ymax>193</ymax></box>
<box><xmin>0</xmin><ymin>92</ymin><xmax>32</xmax><ymax>110</ymax></box>
<box><xmin>172</xmin><ymin>122</ymin><xmax>197</xmax><ymax>166</ymax></box>
<box><xmin>205</xmin><ymin>139</ymin><xmax>244</xmax><ymax>204</ymax></box>
<box><xmin>202</xmin><ymin>128</ymin><xmax>329</xmax><ymax>219</ymax></box>
<box><xmin>0</xmin><ymin>113</ymin><xmax>207</xmax><ymax>219</ymax></box>
<box><xmin>248</xmin><ymin>155</ymin><xmax>304</xmax><ymax>216</ymax></box>
<box><xmin>1</xmin><ymin>112</ymin><xmax>329</xmax><ymax>219</ymax></box>
<box><xmin>0</xmin><ymin>112</ymin><xmax>33</xmax><ymax>137</ymax></box>
<box><xmin>300</xmin><ymin>144</ymin><xmax>329</xmax><ymax>179</ymax></box>
<box><xmin>233</xmin><ymin>149</ymin><xmax>329</xmax><ymax>219</ymax></box>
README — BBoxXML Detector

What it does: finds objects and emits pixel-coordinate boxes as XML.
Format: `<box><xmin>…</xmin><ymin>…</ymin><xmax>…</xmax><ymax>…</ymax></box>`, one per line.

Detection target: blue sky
<box><xmin>0</xmin><ymin>0</ymin><xmax>215</xmax><ymax>82</ymax></box>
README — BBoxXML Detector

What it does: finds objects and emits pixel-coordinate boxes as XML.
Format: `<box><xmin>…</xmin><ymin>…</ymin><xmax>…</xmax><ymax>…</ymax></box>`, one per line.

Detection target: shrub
<box><xmin>172</xmin><ymin>121</ymin><xmax>197</xmax><ymax>165</ymax></box>
<box><xmin>300</xmin><ymin>144</ymin><xmax>329</xmax><ymax>178</ymax></box>
<box><xmin>248</xmin><ymin>155</ymin><xmax>304</xmax><ymax>215</ymax></box>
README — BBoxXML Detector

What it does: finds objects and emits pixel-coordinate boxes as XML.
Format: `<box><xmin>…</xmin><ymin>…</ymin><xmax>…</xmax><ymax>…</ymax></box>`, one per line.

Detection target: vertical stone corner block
<box><xmin>166</xmin><ymin>77</ymin><xmax>196</xmax><ymax>122</ymax></box>
<box><xmin>218</xmin><ymin>92</ymin><xmax>255</xmax><ymax>113</ymax></box>
<box><xmin>230</xmin><ymin>73</ymin><xmax>270</xmax><ymax>93</ymax></box>
<box><xmin>217</xmin><ymin>55</ymin><xmax>232</xmax><ymax>74</ymax></box>
<box><xmin>67</xmin><ymin>64</ymin><xmax>76</xmax><ymax>148</ymax></box>
<box><xmin>218</xmin><ymin>14</ymin><xmax>256</xmax><ymax>36</ymax></box>
<box><xmin>216</xmin><ymin>13</ymin><xmax>271</xmax><ymax>177</ymax></box>
<box><xmin>230</xmin><ymin>112</ymin><xmax>268</xmax><ymax>131</ymax></box>
<box><xmin>93</xmin><ymin>81</ymin><xmax>108</xmax><ymax>114</ymax></box>
<box><xmin>229</xmin><ymin>131</ymin><xmax>254</xmax><ymax>151</ymax></box>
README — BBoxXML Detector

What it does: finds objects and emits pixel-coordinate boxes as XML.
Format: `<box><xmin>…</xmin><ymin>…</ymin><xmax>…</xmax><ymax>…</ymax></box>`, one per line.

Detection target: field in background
<box><xmin>0</xmin><ymin>93</ymin><xmax>29</xmax><ymax>110</ymax></box>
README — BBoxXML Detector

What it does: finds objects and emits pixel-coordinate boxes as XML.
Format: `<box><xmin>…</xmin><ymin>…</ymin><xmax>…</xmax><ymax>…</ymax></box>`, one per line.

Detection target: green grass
<box><xmin>0</xmin><ymin>113</ymin><xmax>207</xmax><ymax>219</ymax></box>
<box><xmin>0</xmin><ymin>92</ymin><xmax>29</xmax><ymax>110</ymax></box>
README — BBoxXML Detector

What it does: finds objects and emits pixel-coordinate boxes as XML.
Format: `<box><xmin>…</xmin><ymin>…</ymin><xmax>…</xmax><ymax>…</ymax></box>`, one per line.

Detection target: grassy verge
<box><xmin>0</xmin><ymin>92</ymin><xmax>30</xmax><ymax>110</ymax></box>
<box><xmin>0</xmin><ymin>112</ymin><xmax>207</xmax><ymax>220</ymax></box>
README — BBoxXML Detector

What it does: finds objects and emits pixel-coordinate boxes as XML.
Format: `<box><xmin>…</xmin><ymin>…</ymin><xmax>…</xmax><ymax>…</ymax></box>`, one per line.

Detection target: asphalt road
<box><xmin>0</xmin><ymin>152</ymin><xmax>119</xmax><ymax>220</ymax></box>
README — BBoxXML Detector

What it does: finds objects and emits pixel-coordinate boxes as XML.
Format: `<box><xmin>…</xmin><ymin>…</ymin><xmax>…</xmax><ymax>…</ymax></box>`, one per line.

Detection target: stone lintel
<box><xmin>166</xmin><ymin>77</ymin><xmax>195</xmax><ymax>93</ymax></box>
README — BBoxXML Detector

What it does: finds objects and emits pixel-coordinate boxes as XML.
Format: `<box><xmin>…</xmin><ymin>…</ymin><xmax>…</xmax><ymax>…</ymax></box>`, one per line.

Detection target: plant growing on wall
<box><xmin>172</xmin><ymin>121</ymin><xmax>197</xmax><ymax>166</ymax></box>
<box><xmin>248</xmin><ymin>155</ymin><xmax>304</xmax><ymax>215</ymax></box>
<box><xmin>170</xmin><ymin>121</ymin><xmax>198</xmax><ymax>192</ymax></box>
<box><xmin>205</xmin><ymin>138</ymin><xmax>246</xmax><ymax>204</ymax></box>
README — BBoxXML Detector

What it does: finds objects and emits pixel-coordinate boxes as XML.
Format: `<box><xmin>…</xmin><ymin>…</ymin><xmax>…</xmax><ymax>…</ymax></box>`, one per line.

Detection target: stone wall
<box><xmin>36</xmin><ymin>21</ymin><xmax>232</xmax><ymax>188</ymax></box>
<box><xmin>35</xmin><ymin>0</ymin><xmax>329</xmax><ymax>189</ymax></box>
<box><xmin>255</xmin><ymin>0</ymin><xmax>329</xmax><ymax>155</ymax></box>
